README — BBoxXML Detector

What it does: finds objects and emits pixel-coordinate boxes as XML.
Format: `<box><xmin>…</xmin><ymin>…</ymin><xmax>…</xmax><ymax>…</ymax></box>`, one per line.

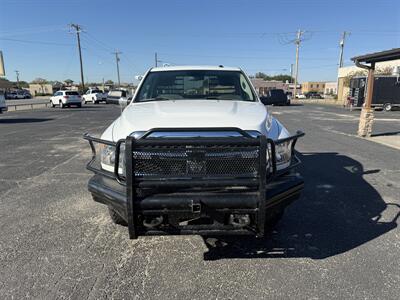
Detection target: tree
<box><xmin>255</xmin><ymin>72</ymin><xmax>292</xmax><ymax>82</ymax></box>
<box><xmin>105</xmin><ymin>80</ymin><xmax>114</xmax><ymax>85</ymax></box>
<box><xmin>51</xmin><ymin>81</ymin><xmax>64</xmax><ymax>89</ymax></box>
<box><xmin>64</xmin><ymin>79</ymin><xmax>74</xmax><ymax>85</ymax></box>
<box><xmin>255</xmin><ymin>72</ymin><xmax>268</xmax><ymax>79</ymax></box>
<box><xmin>31</xmin><ymin>77</ymin><xmax>48</xmax><ymax>84</ymax></box>
<box><xmin>271</xmin><ymin>74</ymin><xmax>292</xmax><ymax>83</ymax></box>
<box><xmin>17</xmin><ymin>80</ymin><xmax>29</xmax><ymax>88</ymax></box>
<box><xmin>376</xmin><ymin>66</ymin><xmax>393</xmax><ymax>75</ymax></box>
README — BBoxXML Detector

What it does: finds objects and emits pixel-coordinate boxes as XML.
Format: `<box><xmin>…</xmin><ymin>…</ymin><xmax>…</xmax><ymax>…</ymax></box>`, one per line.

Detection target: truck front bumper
<box><xmin>88</xmin><ymin>173</ymin><xmax>303</xmax><ymax>237</ymax></box>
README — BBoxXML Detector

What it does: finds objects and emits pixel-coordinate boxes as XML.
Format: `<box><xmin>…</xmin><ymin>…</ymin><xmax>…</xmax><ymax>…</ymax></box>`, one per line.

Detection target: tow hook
<box><xmin>229</xmin><ymin>214</ymin><xmax>250</xmax><ymax>227</ymax></box>
<box><xmin>190</xmin><ymin>200</ymin><xmax>201</xmax><ymax>213</ymax></box>
<box><xmin>143</xmin><ymin>216</ymin><xmax>164</xmax><ymax>228</ymax></box>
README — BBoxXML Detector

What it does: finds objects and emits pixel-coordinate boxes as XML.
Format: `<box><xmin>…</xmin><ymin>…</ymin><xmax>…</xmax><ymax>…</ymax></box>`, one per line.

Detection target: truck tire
<box><xmin>108</xmin><ymin>207</ymin><xmax>127</xmax><ymax>226</ymax></box>
<box><xmin>383</xmin><ymin>103</ymin><xmax>392</xmax><ymax>111</ymax></box>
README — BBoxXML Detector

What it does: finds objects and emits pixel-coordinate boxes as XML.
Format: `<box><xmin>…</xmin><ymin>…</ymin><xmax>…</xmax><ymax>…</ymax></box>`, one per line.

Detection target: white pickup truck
<box><xmin>84</xmin><ymin>65</ymin><xmax>304</xmax><ymax>239</ymax></box>
<box><xmin>82</xmin><ymin>88</ymin><xmax>107</xmax><ymax>104</ymax></box>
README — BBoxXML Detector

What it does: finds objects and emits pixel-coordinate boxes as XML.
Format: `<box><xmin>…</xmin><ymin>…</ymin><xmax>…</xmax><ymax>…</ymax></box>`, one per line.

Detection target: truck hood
<box><xmin>110</xmin><ymin>100</ymin><xmax>268</xmax><ymax>140</ymax></box>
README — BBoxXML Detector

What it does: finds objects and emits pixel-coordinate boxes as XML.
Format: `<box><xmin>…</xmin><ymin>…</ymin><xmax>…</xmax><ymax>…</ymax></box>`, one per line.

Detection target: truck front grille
<box><xmin>133</xmin><ymin>146</ymin><xmax>260</xmax><ymax>178</ymax></box>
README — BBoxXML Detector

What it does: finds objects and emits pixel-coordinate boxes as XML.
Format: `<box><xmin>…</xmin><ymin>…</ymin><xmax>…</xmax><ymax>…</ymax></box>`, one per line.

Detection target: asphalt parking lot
<box><xmin>0</xmin><ymin>103</ymin><xmax>399</xmax><ymax>299</ymax></box>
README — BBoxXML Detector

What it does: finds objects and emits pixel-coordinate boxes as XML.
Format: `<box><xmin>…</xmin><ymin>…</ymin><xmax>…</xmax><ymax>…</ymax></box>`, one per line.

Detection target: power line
<box><xmin>0</xmin><ymin>37</ymin><xmax>74</xmax><ymax>46</ymax></box>
<box><xmin>83</xmin><ymin>32</ymin><xmax>114</xmax><ymax>52</ymax></box>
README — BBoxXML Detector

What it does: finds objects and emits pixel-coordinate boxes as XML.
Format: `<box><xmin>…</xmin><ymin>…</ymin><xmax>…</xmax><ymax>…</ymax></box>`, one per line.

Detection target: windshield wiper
<box><xmin>140</xmin><ymin>96</ymin><xmax>171</xmax><ymax>102</ymax></box>
<box><xmin>205</xmin><ymin>96</ymin><xmax>220</xmax><ymax>99</ymax></box>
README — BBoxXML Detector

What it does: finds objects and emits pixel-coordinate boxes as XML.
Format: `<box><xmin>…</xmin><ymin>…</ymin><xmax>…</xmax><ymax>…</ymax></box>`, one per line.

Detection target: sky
<box><xmin>0</xmin><ymin>0</ymin><xmax>399</xmax><ymax>85</ymax></box>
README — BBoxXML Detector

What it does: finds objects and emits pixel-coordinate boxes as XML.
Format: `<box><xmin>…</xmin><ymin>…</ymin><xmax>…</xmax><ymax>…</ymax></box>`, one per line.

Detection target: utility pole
<box><xmin>337</xmin><ymin>31</ymin><xmax>350</xmax><ymax>98</ymax></box>
<box><xmin>155</xmin><ymin>52</ymin><xmax>158</xmax><ymax>67</ymax></box>
<box><xmin>70</xmin><ymin>24</ymin><xmax>85</xmax><ymax>91</ymax></box>
<box><xmin>15</xmin><ymin>70</ymin><xmax>20</xmax><ymax>89</ymax></box>
<box><xmin>290</xmin><ymin>64</ymin><xmax>294</xmax><ymax>84</ymax></box>
<box><xmin>113</xmin><ymin>50</ymin><xmax>122</xmax><ymax>88</ymax></box>
<box><xmin>338</xmin><ymin>31</ymin><xmax>349</xmax><ymax>68</ymax></box>
<box><xmin>292</xmin><ymin>29</ymin><xmax>304</xmax><ymax>99</ymax></box>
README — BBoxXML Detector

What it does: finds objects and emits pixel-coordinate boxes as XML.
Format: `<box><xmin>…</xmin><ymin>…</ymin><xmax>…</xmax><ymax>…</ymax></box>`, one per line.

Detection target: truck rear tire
<box><xmin>108</xmin><ymin>207</ymin><xmax>127</xmax><ymax>226</ymax></box>
<box><xmin>383</xmin><ymin>103</ymin><xmax>392</xmax><ymax>111</ymax></box>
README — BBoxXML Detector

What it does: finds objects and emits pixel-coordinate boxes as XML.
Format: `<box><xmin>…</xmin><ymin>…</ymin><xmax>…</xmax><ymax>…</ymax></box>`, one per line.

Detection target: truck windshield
<box><xmin>135</xmin><ymin>70</ymin><xmax>255</xmax><ymax>102</ymax></box>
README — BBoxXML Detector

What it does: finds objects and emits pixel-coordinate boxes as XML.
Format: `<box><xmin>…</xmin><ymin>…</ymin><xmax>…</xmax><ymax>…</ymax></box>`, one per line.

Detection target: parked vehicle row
<box><xmin>82</xmin><ymin>88</ymin><xmax>107</xmax><ymax>104</ymax></box>
<box><xmin>5</xmin><ymin>90</ymin><xmax>32</xmax><ymax>99</ymax></box>
<box><xmin>49</xmin><ymin>89</ymin><xmax>132</xmax><ymax>108</ymax></box>
<box><xmin>295</xmin><ymin>92</ymin><xmax>323</xmax><ymax>99</ymax></box>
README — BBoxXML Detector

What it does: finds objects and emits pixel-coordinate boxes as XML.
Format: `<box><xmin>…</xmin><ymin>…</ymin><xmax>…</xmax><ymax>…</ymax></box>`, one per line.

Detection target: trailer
<box><xmin>349</xmin><ymin>75</ymin><xmax>400</xmax><ymax>111</ymax></box>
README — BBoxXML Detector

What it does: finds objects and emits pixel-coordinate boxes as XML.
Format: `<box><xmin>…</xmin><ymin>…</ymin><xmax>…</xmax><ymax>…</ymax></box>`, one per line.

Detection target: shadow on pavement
<box><xmin>203</xmin><ymin>152</ymin><xmax>399</xmax><ymax>260</ymax></box>
<box><xmin>371</xmin><ymin>131</ymin><xmax>400</xmax><ymax>137</ymax></box>
<box><xmin>0</xmin><ymin>118</ymin><xmax>53</xmax><ymax>124</ymax></box>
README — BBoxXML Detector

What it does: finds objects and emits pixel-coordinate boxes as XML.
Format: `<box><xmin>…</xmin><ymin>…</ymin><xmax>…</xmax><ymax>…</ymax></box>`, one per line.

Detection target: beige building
<box><xmin>29</xmin><ymin>83</ymin><xmax>53</xmax><ymax>96</ymax></box>
<box><xmin>301</xmin><ymin>81</ymin><xmax>326</xmax><ymax>94</ymax></box>
<box><xmin>324</xmin><ymin>82</ymin><xmax>337</xmax><ymax>96</ymax></box>
<box><xmin>337</xmin><ymin>59</ymin><xmax>400</xmax><ymax>104</ymax></box>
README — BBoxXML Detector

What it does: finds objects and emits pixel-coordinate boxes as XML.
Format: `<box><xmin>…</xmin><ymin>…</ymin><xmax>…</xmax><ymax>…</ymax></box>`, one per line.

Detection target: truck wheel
<box><xmin>108</xmin><ymin>207</ymin><xmax>127</xmax><ymax>226</ymax></box>
<box><xmin>383</xmin><ymin>103</ymin><xmax>392</xmax><ymax>111</ymax></box>
<box><xmin>59</xmin><ymin>101</ymin><xmax>64</xmax><ymax>109</ymax></box>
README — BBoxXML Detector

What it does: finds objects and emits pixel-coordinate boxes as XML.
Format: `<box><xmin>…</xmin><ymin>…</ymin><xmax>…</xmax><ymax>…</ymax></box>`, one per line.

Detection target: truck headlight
<box><xmin>100</xmin><ymin>144</ymin><xmax>116</xmax><ymax>167</ymax></box>
<box><xmin>100</xmin><ymin>144</ymin><xmax>125</xmax><ymax>175</ymax></box>
<box><xmin>275</xmin><ymin>140</ymin><xmax>292</xmax><ymax>168</ymax></box>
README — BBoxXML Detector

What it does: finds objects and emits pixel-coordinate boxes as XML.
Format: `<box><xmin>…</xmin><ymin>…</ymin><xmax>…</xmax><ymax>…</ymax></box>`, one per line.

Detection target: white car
<box><xmin>0</xmin><ymin>92</ymin><xmax>7</xmax><ymax>113</ymax></box>
<box><xmin>84</xmin><ymin>65</ymin><xmax>305</xmax><ymax>239</ymax></box>
<box><xmin>296</xmin><ymin>94</ymin><xmax>306</xmax><ymax>99</ymax></box>
<box><xmin>82</xmin><ymin>88</ymin><xmax>107</xmax><ymax>104</ymax></box>
<box><xmin>50</xmin><ymin>90</ymin><xmax>82</xmax><ymax>108</ymax></box>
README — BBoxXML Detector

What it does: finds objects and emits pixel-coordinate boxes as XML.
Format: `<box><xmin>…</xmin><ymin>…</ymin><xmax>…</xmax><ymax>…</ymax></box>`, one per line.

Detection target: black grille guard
<box><xmin>83</xmin><ymin>127</ymin><xmax>305</xmax><ymax>185</ymax></box>
<box><xmin>84</xmin><ymin>127</ymin><xmax>304</xmax><ymax>238</ymax></box>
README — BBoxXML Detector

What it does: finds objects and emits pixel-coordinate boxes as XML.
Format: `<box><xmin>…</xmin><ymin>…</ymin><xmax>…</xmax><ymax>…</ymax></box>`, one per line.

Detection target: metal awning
<box><xmin>352</xmin><ymin>48</ymin><xmax>400</xmax><ymax>64</ymax></box>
